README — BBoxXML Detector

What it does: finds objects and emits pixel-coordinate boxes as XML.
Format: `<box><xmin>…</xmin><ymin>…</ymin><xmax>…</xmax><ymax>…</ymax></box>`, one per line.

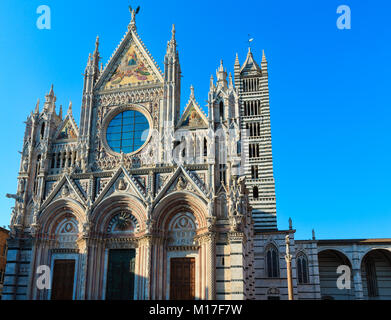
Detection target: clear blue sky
<box><xmin>0</xmin><ymin>0</ymin><xmax>390</xmax><ymax>240</ymax></box>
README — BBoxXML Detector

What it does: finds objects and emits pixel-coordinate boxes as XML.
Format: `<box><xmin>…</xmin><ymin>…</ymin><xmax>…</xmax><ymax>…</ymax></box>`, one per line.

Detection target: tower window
<box><xmin>251</xmin><ymin>165</ymin><xmax>259</xmax><ymax>179</ymax></box>
<box><xmin>203</xmin><ymin>137</ymin><xmax>208</xmax><ymax>156</ymax></box>
<box><xmin>253</xmin><ymin>186</ymin><xmax>259</xmax><ymax>199</ymax></box>
<box><xmin>219</xmin><ymin>101</ymin><xmax>224</xmax><ymax>120</ymax></box>
<box><xmin>40</xmin><ymin>122</ymin><xmax>45</xmax><ymax>139</ymax></box>
<box><xmin>51</xmin><ymin>153</ymin><xmax>56</xmax><ymax>169</ymax></box>
<box><xmin>249</xmin><ymin>143</ymin><xmax>259</xmax><ymax>158</ymax></box>
<box><xmin>219</xmin><ymin>164</ymin><xmax>227</xmax><ymax>185</ymax></box>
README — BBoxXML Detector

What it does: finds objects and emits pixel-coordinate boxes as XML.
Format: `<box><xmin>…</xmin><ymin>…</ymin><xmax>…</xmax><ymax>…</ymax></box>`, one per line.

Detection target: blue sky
<box><xmin>0</xmin><ymin>0</ymin><xmax>390</xmax><ymax>240</ymax></box>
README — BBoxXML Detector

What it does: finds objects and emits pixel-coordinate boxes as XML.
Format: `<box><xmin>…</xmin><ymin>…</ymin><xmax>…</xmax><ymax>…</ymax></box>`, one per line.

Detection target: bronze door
<box><xmin>51</xmin><ymin>259</ymin><xmax>75</xmax><ymax>300</ymax></box>
<box><xmin>170</xmin><ymin>257</ymin><xmax>195</xmax><ymax>300</ymax></box>
<box><xmin>106</xmin><ymin>249</ymin><xmax>135</xmax><ymax>300</ymax></box>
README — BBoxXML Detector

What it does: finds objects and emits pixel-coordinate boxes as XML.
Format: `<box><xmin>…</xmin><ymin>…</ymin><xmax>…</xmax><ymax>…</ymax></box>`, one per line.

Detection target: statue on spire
<box><xmin>129</xmin><ymin>4</ymin><xmax>140</xmax><ymax>29</ymax></box>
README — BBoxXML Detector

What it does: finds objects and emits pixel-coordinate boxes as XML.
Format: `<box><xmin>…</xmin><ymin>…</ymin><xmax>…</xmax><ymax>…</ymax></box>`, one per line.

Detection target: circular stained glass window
<box><xmin>106</xmin><ymin>110</ymin><xmax>150</xmax><ymax>154</ymax></box>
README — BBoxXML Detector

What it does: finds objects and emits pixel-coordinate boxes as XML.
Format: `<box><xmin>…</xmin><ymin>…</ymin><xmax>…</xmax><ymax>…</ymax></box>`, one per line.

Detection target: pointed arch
<box><xmin>265</xmin><ymin>243</ymin><xmax>280</xmax><ymax>278</ymax></box>
<box><xmin>296</xmin><ymin>251</ymin><xmax>309</xmax><ymax>284</ymax></box>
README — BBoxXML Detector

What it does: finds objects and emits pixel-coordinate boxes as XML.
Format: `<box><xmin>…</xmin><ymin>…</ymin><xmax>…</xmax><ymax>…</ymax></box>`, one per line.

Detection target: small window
<box><xmin>253</xmin><ymin>186</ymin><xmax>259</xmax><ymax>199</ymax></box>
<box><xmin>251</xmin><ymin>165</ymin><xmax>258</xmax><ymax>179</ymax></box>
<box><xmin>297</xmin><ymin>253</ymin><xmax>309</xmax><ymax>284</ymax></box>
<box><xmin>40</xmin><ymin>122</ymin><xmax>45</xmax><ymax>139</ymax></box>
<box><xmin>203</xmin><ymin>138</ymin><xmax>208</xmax><ymax>156</ymax></box>
<box><xmin>219</xmin><ymin>164</ymin><xmax>227</xmax><ymax>185</ymax></box>
<box><xmin>266</xmin><ymin>245</ymin><xmax>279</xmax><ymax>278</ymax></box>
<box><xmin>219</xmin><ymin>101</ymin><xmax>224</xmax><ymax>120</ymax></box>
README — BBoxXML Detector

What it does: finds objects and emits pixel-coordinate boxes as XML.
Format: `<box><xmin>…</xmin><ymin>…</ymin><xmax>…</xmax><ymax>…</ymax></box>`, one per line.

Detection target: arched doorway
<box><xmin>318</xmin><ymin>249</ymin><xmax>355</xmax><ymax>300</ymax></box>
<box><xmin>152</xmin><ymin>191</ymin><xmax>209</xmax><ymax>300</ymax></box>
<box><xmin>361</xmin><ymin>249</ymin><xmax>391</xmax><ymax>300</ymax></box>
<box><xmin>32</xmin><ymin>199</ymin><xmax>85</xmax><ymax>300</ymax></box>
<box><xmin>167</xmin><ymin>212</ymin><xmax>197</xmax><ymax>300</ymax></box>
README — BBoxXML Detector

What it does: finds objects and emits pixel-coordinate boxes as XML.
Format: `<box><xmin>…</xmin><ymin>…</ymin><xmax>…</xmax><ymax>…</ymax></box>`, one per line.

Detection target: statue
<box><xmin>129</xmin><ymin>5</ymin><xmax>140</xmax><ymax>28</ymax></box>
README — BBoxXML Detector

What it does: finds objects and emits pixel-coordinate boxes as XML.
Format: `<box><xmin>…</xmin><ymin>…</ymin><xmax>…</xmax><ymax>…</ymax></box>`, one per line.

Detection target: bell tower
<box><xmin>237</xmin><ymin>48</ymin><xmax>277</xmax><ymax>230</ymax></box>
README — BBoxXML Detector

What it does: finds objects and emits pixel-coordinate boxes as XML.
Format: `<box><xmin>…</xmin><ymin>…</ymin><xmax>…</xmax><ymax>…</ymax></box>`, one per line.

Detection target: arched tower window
<box><xmin>251</xmin><ymin>165</ymin><xmax>259</xmax><ymax>179</ymax></box>
<box><xmin>253</xmin><ymin>186</ymin><xmax>259</xmax><ymax>199</ymax></box>
<box><xmin>297</xmin><ymin>253</ymin><xmax>309</xmax><ymax>284</ymax></box>
<box><xmin>40</xmin><ymin>122</ymin><xmax>45</xmax><ymax>139</ymax></box>
<box><xmin>219</xmin><ymin>101</ymin><xmax>224</xmax><ymax>120</ymax></box>
<box><xmin>266</xmin><ymin>245</ymin><xmax>279</xmax><ymax>278</ymax></box>
<box><xmin>203</xmin><ymin>137</ymin><xmax>208</xmax><ymax>157</ymax></box>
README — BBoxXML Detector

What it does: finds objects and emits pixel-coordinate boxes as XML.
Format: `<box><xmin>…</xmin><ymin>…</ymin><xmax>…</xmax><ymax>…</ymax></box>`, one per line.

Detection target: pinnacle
<box><xmin>172</xmin><ymin>24</ymin><xmax>176</xmax><ymax>40</ymax></box>
<box><xmin>49</xmin><ymin>84</ymin><xmax>54</xmax><ymax>96</ymax></box>
<box><xmin>235</xmin><ymin>53</ymin><xmax>240</xmax><ymax>65</ymax></box>
<box><xmin>35</xmin><ymin>99</ymin><xmax>40</xmax><ymax>114</ymax></box>
<box><xmin>219</xmin><ymin>59</ymin><xmax>224</xmax><ymax>72</ymax></box>
<box><xmin>67</xmin><ymin>101</ymin><xmax>72</xmax><ymax>114</ymax></box>
<box><xmin>262</xmin><ymin>49</ymin><xmax>267</xmax><ymax>62</ymax></box>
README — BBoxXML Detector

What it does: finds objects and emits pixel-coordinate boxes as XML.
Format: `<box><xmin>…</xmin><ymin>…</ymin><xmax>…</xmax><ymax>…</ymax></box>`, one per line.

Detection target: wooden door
<box><xmin>170</xmin><ymin>257</ymin><xmax>195</xmax><ymax>300</ymax></box>
<box><xmin>51</xmin><ymin>259</ymin><xmax>75</xmax><ymax>300</ymax></box>
<box><xmin>106</xmin><ymin>249</ymin><xmax>135</xmax><ymax>300</ymax></box>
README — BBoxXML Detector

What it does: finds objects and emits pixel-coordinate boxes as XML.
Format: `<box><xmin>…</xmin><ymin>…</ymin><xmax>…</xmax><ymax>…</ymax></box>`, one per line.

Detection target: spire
<box><xmin>171</xmin><ymin>24</ymin><xmax>176</xmax><ymax>42</ymax></box>
<box><xmin>240</xmin><ymin>47</ymin><xmax>261</xmax><ymax>74</ymax></box>
<box><xmin>190</xmin><ymin>85</ymin><xmax>195</xmax><ymax>99</ymax></box>
<box><xmin>59</xmin><ymin>104</ymin><xmax>63</xmax><ymax>120</ymax></box>
<box><xmin>92</xmin><ymin>36</ymin><xmax>101</xmax><ymax>79</ymax></box>
<box><xmin>93</xmin><ymin>36</ymin><xmax>100</xmax><ymax>62</ymax></box>
<box><xmin>95</xmin><ymin>35</ymin><xmax>99</xmax><ymax>48</ymax></box>
<box><xmin>44</xmin><ymin>84</ymin><xmax>56</xmax><ymax>109</ymax></box>
<box><xmin>261</xmin><ymin>49</ymin><xmax>268</xmax><ymax>73</ymax></box>
<box><xmin>312</xmin><ymin>229</ymin><xmax>316</xmax><ymax>240</ymax></box>
<box><xmin>262</xmin><ymin>49</ymin><xmax>267</xmax><ymax>62</ymax></box>
<box><xmin>235</xmin><ymin>53</ymin><xmax>240</xmax><ymax>67</ymax></box>
<box><xmin>88</xmin><ymin>53</ymin><xmax>92</xmax><ymax>66</ymax></box>
<box><xmin>228</xmin><ymin>72</ymin><xmax>233</xmax><ymax>88</ymax></box>
<box><xmin>210</xmin><ymin>74</ymin><xmax>214</xmax><ymax>90</ymax></box>
<box><xmin>67</xmin><ymin>101</ymin><xmax>73</xmax><ymax>115</ymax></box>
<box><xmin>218</xmin><ymin>60</ymin><xmax>224</xmax><ymax>72</ymax></box>
<box><xmin>166</xmin><ymin>24</ymin><xmax>177</xmax><ymax>58</ymax></box>
<box><xmin>216</xmin><ymin>60</ymin><xmax>227</xmax><ymax>88</ymax></box>
<box><xmin>35</xmin><ymin>99</ymin><xmax>40</xmax><ymax>114</ymax></box>
<box><xmin>49</xmin><ymin>84</ymin><xmax>54</xmax><ymax>97</ymax></box>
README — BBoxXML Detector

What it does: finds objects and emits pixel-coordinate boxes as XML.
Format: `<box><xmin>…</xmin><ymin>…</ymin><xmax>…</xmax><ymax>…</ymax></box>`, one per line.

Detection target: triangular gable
<box><xmin>41</xmin><ymin>175</ymin><xmax>87</xmax><ymax>211</ymax></box>
<box><xmin>55</xmin><ymin>115</ymin><xmax>78</xmax><ymax>142</ymax></box>
<box><xmin>154</xmin><ymin>166</ymin><xmax>208</xmax><ymax>204</ymax></box>
<box><xmin>93</xmin><ymin>166</ymin><xmax>147</xmax><ymax>208</ymax></box>
<box><xmin>96</xmin><ymin>27</ymin><xmax>163</xmax><ymax>91</ymax></box>
<box><xmin>177</xmin><ymin>97</ymin><xmax>208</xmax><ymax>130</ymax></box>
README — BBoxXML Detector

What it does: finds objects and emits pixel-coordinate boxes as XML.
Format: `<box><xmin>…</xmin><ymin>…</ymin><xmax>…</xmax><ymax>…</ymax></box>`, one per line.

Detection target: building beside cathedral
<box><xmin>2</xmin><ymin>9</ymin><xmax>391</xmax><ymax>300</ymax></box>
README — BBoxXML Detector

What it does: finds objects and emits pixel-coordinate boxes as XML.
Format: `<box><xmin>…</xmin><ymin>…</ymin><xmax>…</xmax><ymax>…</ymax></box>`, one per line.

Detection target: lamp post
<box><xmin>285</xmin><ymin>234</ymin><xmax>294</xmax><ymax>300</ymax></box>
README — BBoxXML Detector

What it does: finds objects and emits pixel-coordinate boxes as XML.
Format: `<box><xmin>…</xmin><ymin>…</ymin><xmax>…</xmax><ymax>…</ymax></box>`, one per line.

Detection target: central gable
<box><xmin>104</xmin><ymin>42</ymin><xmax>157</xmax><ymax>89</ymax></box>
<box><xmin>96</xmin><ymin>28</ymin><xmax>163</xmax><ymax>92</ymax></box>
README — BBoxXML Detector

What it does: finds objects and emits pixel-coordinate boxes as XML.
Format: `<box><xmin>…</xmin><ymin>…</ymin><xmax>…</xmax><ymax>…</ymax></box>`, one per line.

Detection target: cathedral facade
<box><xmin>3</xmin><ymin>10</ymin><xmax>391</xmax><ymax>300</ymax></box>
